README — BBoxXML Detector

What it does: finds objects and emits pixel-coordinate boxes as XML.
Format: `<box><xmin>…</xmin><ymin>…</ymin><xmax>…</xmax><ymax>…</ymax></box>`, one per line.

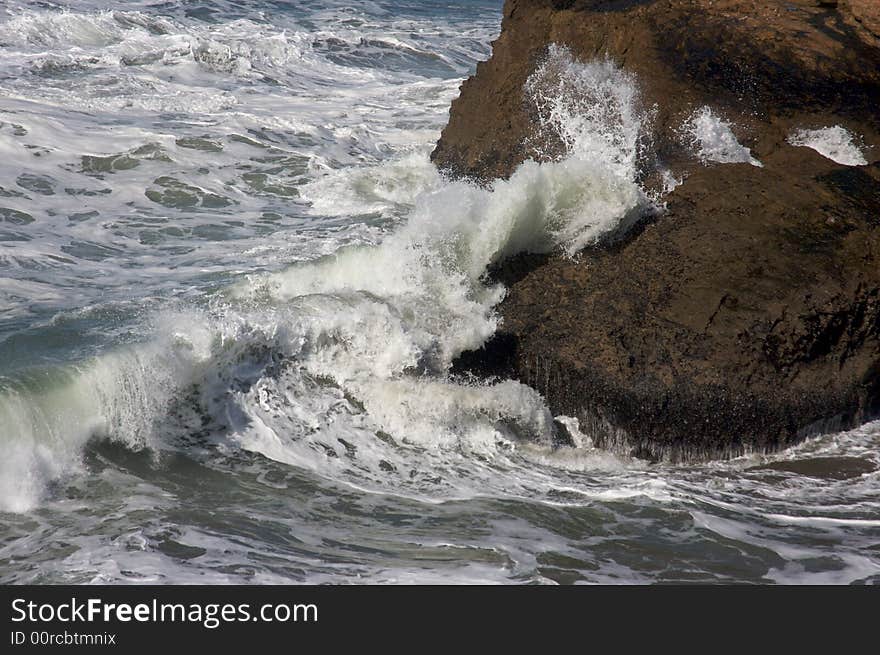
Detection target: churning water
<box><xmin>1</xmin><ymin>1</ymin><xmax>878</xmax><ymax>584</ymax></box>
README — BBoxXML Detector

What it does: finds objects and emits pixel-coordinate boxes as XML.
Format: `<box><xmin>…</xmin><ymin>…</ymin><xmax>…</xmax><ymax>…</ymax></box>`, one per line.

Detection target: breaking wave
<box><xmin>0</xmin><ymin>41</ymin><xmax>648</xmax><ymax>512</ymax></box>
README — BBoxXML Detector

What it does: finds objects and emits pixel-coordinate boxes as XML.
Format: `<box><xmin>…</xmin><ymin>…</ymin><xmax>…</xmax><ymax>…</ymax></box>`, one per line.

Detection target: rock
<box><xmin>552</xmin><ymin>416</ymin><xmax>581</xmax><ymax>448</ymax></box>
<box><xmin>439</xmin><ymin>0</ymin><xmax>880</xmax><ymax>460</ymax></box>
<box><xmin>748</xmin><ymin>456</ymin><xmax>878</xmax><ymax>481</ymax></box>
<box><xmin>486</xmin><ymin>153</ymin><xmax>880</xmax><ymax>460</ymax></box>
<box><xmin>844</xmin><ymin>0</ymin><xmax>880</xmax><ymax>44</ymax></box>
<box><xmin>433</xmin><ymin>0</ymin><xmax>880</xmax><ymax>182</ymax></box>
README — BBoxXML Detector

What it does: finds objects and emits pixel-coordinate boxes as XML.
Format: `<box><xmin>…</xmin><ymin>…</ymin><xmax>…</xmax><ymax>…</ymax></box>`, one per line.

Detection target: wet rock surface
<box><xmin>749</xmin><ymin>456</ymin><xmax>878</xmax><ymax>480</ymax></box>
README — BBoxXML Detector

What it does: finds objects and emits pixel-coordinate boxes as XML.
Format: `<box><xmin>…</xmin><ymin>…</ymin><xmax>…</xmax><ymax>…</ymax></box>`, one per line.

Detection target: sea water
<box><xmin>0</xmin><ymin>1</ymin><xmax>878</xmax><ymax>584</ymax></box>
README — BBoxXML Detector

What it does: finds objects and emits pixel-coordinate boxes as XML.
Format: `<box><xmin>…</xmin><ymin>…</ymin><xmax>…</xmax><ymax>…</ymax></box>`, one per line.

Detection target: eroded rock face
<box><xmin>438</xmin><ymin>0</ymin><xmax>880</xmax><ymax>459</ymax></box>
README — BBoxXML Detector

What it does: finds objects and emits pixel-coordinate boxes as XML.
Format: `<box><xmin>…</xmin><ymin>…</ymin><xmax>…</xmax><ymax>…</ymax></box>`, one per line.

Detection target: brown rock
<box><xmin>844</xmin><ymin>0</ymin><xmax>880</xmax><ymax>43</ymax></box>
<box><xmin>441</xmin><ymin>0</ymin><xmax>880</xmax><ymax>459</ymax></box>
<box><xmin>433</xmin><ymin>0</ymin><xmax>880</xmax><ymax>182</ymax></box>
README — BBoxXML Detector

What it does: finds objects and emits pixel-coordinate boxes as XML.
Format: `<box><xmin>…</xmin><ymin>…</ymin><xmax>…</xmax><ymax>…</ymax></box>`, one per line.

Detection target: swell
<box><xmin>0</xmin><ymin>45</ymin><xmax>649</xmax><ymax>512</ymax></box>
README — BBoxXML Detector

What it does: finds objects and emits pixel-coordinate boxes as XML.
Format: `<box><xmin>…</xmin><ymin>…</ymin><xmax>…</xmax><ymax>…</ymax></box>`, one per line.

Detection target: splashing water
<box><xmin>684</xmin><ymin>106</ymin><xmax>762</xmax><ymax>167</ymax></box>
<box><xmin>1</xmin><ymin>15</ymin><xmax>648</xmax><ymax>514</ymax></box>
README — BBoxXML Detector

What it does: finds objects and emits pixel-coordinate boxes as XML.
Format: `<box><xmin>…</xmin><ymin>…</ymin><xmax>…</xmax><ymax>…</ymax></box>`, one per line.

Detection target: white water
<box><xmin>788</xmin><ymin>126</ymin><xmax>868</xmax><ymax>166</ymax></box>
<box><xmin>684</xmin><ymin>106</ymin><xmax>762</xmax><ymax>167</ymax></box>
<box><xmin>0</xmin><ymin>31</ymin><xmax>647</xmax><ymax>513</ymax></box>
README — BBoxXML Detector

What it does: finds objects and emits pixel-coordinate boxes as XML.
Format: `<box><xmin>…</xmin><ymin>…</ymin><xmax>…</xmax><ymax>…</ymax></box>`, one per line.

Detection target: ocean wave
<box><xmin>0</xmin><ymin>45</ymin><xmax>648</xmax><ymax>512</ymax></box>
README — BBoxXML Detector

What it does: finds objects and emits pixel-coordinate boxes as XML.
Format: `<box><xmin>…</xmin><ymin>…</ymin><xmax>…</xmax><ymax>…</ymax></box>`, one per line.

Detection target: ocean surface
<box><xmin>1</xmin><ymin>0</ymin><xmax>879</xmax><ymax>584</ymax></box>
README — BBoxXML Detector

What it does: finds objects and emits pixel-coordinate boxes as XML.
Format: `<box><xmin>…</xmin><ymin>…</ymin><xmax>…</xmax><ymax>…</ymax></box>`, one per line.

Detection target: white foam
<box><xmin>194</xmin><ymin>48</ymin><xmax>649</xmax><ymax>499</ymax></box>
<box><xmin>0</xmin><ymin>2</ymin><xmax>504</xmax><ymax>512</ymax></box>
<box><xmin>0</xmin><ymin>3</ymin><xmax>484</xmax><ymax>329</ymax></box>
<box><xmin>788</xmin><ymin>126</ymin><xmax>868</xmax><ymax>166</ymax></box>
<box><xmin>684</xmin><ymin>106</ymin><xmax>762</xmax><ymax>167</ymax></box>
<box><xmin>0</xmin><ymin>10</ymin><xmax>152</xmax><ymax>49</ymax></box>
<box><xmin>299</xmin><ymin>150</ymin><xmax>445</xmax><ymax>218</ymax></box>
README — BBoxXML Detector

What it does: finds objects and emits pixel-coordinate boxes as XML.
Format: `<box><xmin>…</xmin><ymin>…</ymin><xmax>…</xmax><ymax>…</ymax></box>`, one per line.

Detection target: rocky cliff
<box><xmin>437</xmin><ymin>0</ymin><xmax>880</xmax><ymax>460</ymax></box>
